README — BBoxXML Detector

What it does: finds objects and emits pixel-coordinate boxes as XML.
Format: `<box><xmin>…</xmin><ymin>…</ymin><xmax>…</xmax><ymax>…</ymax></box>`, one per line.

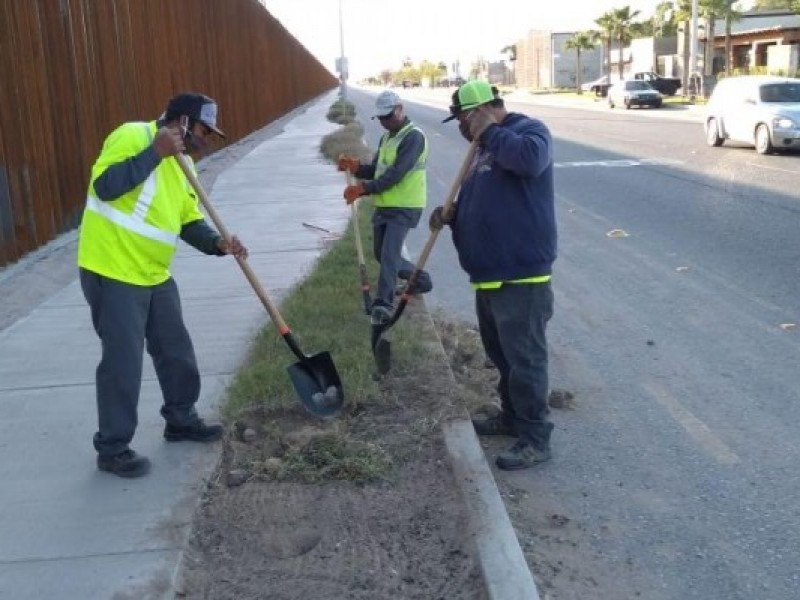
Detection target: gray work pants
<box><xmin>80</xmin><ymin>269</ymin><xmax>201</xmax><ymax>457</ymax></box>
<box><xmin>476</xmin><ymin>282</ymin><xmax>554</xmax><ymax>449</ymax></box>
<box><xmin>372</xmin><ymin>207</ymin><xmax>429</xmax><ymax>307</ymax></box>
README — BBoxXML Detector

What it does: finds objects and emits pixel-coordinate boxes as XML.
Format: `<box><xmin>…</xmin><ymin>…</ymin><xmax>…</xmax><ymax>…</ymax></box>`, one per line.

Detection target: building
<box><xmin>708</xmin><ymin>9</ymin><xmax>800</xmax><ymax>75</ymax></box>
<box><xmin>515</xmin><ymin>30</ymin><xmax>603</xmax><ymax>90</ymax></box>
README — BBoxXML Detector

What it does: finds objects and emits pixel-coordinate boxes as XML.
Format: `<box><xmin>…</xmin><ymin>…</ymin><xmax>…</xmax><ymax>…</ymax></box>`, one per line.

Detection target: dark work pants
<box><xmin>80</xmin><ymin>269</ymin><xmax>201</xmax><ymax>457</ymax></box>
<box><xmin>372</xmin><ymin>209</ymin><xmax>430</xmax><ymax>308</ymax></box>
<box><xmin>476</xmin><ymin>282</ymin><xmax>554</xmax><ymax>449</ymax></box>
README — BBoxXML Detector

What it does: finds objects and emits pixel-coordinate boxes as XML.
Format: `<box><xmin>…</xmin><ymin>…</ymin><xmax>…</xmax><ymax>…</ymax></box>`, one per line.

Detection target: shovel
<box><xmin>176</xmin><ymin>153</ymin><xmax>344</xmax><ymax>418</ymax></box>
<box><xmin>347</xmin><ymin>172</ymin><xmax>372</xmax><ymax>315</ymax></box>
<box><xmin>372</xmin><ymin>140</ymin><xmax>479</xmax><ymax>375</ymax></box>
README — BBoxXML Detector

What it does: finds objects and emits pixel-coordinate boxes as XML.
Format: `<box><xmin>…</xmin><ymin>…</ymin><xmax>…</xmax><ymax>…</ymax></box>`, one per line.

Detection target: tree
<box><xmin>501</xmin><ymin>44</ymin><xmax>517</xmax><ymax>85</ymax></box>
<box><xmin>565</xmin><ymin>32</ymin><xmax>597</xmax><ymax>93</ymax></box>
<box><xmin>654</xmin><ymin>0</ymin><xmax>678</xmax><ymax>37</ymax></box>
<box><xmin>418</xmin><ymin>60</ymin><xmax>441</xmax><ymax>87</ymax></box>
<box><xmin>714</xmin><ymin>0</ymin><xmax>743</xmax><ymax>76</ymax></box>
<box><xmin>595</xmin><ymin>12</ymin><xmax>616</xmax><ymax>78</ymax></box>
<box><xmin>469</xmin><ymin>56</ymin><xmax>488</xmax><ymax>80</ymax></box>
<box><xmin>610</xmin><ymin>6</ymin><xmax>642</xmax><ymax>78</ymax></box>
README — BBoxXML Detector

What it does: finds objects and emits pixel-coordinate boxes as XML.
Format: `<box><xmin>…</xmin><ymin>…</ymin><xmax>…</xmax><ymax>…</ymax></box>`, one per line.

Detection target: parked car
<box><xmin>632</xmin><ymin>71</ymin><xmax>682</xmax><ymax>96</ymax></box>
<box><xmin>607</xmin><ymin>80</ymin><xmax>663</xmax><ymax>109</ymax></box>
<box><xmin>581</xmin><ymin>75</ymin><xmax>611</xmax><ymax>96</ymax></box>
<box><xmin>705</xmin><ymin>75</ymin><xmax>800</xmax><ymax>154</ymax></box>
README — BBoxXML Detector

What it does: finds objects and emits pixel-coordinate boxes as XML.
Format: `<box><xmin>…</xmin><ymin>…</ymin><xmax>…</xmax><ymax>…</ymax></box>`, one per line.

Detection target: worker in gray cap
<box><xmin>78</xmin><ymin>92</ymin><xmax>248</xmax><ymax>478</ymax></box>
<box><xmin>337</xmin><ymin>90</ymin><xmax>432</xmax><ymax>323</ymax></box>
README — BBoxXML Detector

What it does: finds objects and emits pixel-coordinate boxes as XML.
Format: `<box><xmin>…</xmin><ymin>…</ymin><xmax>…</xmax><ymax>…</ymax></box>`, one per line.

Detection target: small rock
<box><xmin>226</xmin><ymin>469</ymin><xmax>250</xmax><ymax>487</ymax></box>
<box><xmin>646</xmin><ymin>339</ymin><xmax>655</xmax><ymax>346</ymax></box>
<box><xmin>242</xmin><ymin>428</ymin><xmax>257</xmax><ymax>443</ymax></box>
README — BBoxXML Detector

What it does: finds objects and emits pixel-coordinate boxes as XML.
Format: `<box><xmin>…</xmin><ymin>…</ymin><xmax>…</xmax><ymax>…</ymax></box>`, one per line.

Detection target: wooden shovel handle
<box><xmin>175</xmin><ymin>153</ymin><xmax>290</xmax><ymax>334</ymax></box>
<box><xmin>403</xmin><ymin>139</ymin><xmax>478</xmax><ymax>287</ymax></box>
<box><xmin>346</xmin><ymin>172</ymin><xmax>367</xmax><ymax>267</ymax></box>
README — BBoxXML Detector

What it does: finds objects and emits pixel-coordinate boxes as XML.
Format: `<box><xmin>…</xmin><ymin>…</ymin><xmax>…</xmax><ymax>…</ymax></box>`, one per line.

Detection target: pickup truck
<box><xmin>632</xmin><ymin>71</ymin><xmax>681</xmax><ymax>96</ymax></box>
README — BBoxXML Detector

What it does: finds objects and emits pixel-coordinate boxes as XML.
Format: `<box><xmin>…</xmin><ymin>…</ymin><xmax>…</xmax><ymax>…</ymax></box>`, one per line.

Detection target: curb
<box><xmin>418</xmin><ymin>304</ymin><xmax>541</xmax><ymax>600</ymax></box>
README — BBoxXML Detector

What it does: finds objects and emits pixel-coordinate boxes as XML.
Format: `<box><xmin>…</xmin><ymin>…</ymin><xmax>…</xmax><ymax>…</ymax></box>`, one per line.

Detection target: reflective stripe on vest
<box><xmin>472</xmin><ymin>275</ymin><xmax>552</xmax><ymax>290</ymax></box>
<box><xmin>373</xmin><ymin>122</ymin><xmax>428</xmax><ymax>209</ymax></box>
<box><xmin>85</xmin><ymin>194</ymin><xmax>179</xmax><ymax>247</ymax></box>
<box><xmin>77</xmin><ymin>122</ymin><xmax>196</xmax><ymax>286</ymax></box>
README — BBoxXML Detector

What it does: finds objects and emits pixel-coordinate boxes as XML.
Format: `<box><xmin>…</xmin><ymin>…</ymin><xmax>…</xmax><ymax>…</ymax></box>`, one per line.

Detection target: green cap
<box><xmin>443</xmin><ymin>80</ymin><xmax>497</xmax><ymax>122</ymax></box>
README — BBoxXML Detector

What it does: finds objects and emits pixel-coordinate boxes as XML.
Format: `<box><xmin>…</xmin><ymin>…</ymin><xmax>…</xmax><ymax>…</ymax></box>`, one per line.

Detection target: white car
<box><xmin>607</xmin><ymin>80</ymin><xmax>663</xmax><ymax>109</ymax></box>
<box><xmin>705</xmin><ymin>75</ymin><xmax>800</xmax><ymax>154</ymax></box>
<box><xmin>581</xmin><ymin>75</ymin><xmax>610</xmax><ymax>95</ymax></box>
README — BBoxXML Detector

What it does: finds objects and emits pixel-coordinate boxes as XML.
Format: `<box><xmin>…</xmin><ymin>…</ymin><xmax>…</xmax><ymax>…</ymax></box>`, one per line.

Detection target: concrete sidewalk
<box><xmin>0</xmin><ymin>89</ymin><xmax>539</xmax><ymax>600</ymax></box>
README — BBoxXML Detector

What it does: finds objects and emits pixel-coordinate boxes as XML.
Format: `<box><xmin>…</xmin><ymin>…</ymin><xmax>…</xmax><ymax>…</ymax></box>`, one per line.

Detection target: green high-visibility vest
<box><xmin>77</xmin><ymin>121</ymin><xmax>204</xmax><ymax>286</ymax></box>
<box><xmin>373</xmin><ymin>122</ymin><xmax>428</xmax><ymax>209</ymax></box>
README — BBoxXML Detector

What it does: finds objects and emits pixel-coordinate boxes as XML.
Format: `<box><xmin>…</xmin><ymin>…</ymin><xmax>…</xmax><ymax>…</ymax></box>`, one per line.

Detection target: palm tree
<box><xmin>610</xmin><ymin>6</ymin><xmax>642</xmax><ymax>79</ymax></box>
<box><xmin>501</xmin><ymin>44</ymin><xmax>518</xmax><ymax>85</ymax></box>
<box><xmin>721</xmin><ymin>0</ymin><xmax>743</xmax><ymax>76</ymax></box>
<box><xmin>698</xmin><ymin>0</ymin><xmax>732</xmax><ymax>76</ymax></box>
<box><xmin>595</xmin><ymin>12</ymin><xmax>616</xmax><ymax>78</ymax></box>
<box><xmin>654</xmin><ymin>0</ymin><xmax>677</xmax><ymax>37</ymax></box>
<box><xmin>565</xmin><ymin>32</ymin><xmax>598</xmax><ymax>93</ymax></box>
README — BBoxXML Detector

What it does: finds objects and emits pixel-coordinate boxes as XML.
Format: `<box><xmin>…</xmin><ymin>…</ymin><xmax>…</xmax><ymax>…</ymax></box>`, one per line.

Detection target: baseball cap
<box><xmin>442</xmin><ymin>80</ymin><xmax>498</xmax><ymax>123</ymax></box>
<box><xmin>373</xmin><ymin>90</ymin><xmax>401</xmax><ymax>118</ymax></box>
<box><xmin>164</xmin><ymin>92</ymin><xmax>226</xmax><ymax>138</ymax></box>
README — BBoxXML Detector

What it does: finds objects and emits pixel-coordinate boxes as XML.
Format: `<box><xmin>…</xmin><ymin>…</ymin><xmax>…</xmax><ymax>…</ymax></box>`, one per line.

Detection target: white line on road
<box><xmin>644</xmin><ymin>381</ymin><xmax>740</xmax><ymax>466</ymax></box>
<box><xmin>745</xmin><ymin>162</ymin><xmax>797</xmax><ymax>175</ymax></box>
<box><xmin>555</xmin><ymin>158</ymin><xmax>684</xmax><ymax>168</ymax></box>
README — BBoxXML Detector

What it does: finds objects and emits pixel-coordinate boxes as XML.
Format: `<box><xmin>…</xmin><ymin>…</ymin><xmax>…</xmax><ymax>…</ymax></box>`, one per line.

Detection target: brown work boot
<box><xmin>471</xmin><ymin>413</ymin><xmax>515</xmax><ymax>436</ymax></box>
<box><xmin>496</xmin><ymin>441</ymin><xmax>551</xmax><ymax>470</ymax></box>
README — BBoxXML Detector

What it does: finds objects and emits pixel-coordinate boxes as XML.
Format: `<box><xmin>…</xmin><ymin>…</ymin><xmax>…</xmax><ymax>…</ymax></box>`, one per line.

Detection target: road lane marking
<box><xmin>745</xmin><ymin>162</ymin><xmax>796</xmax><ymax>175</ymax></box>
<box><xmin>644</xmin><ymin>381</ymin><xmax>740</xmax><ymax>466</ymax></box>
<box><xmin>555</xmin><ymin>158</ymin><xmax>684</xmax><ymax>168</ymax></box>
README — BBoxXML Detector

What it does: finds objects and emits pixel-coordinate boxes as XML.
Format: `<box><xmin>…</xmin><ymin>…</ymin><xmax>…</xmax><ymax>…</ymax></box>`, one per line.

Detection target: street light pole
<box><xmin>338</xmin><ymin>0</ymin><xmax>347</xmax><ymax>101</ymax></box>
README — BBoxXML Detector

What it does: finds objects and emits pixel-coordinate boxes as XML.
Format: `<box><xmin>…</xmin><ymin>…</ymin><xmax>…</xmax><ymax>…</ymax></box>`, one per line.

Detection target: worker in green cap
<box><xmin>433</xmin><ymin>80</ymin><xmax>557</xmax><ymax>470</ymax></box>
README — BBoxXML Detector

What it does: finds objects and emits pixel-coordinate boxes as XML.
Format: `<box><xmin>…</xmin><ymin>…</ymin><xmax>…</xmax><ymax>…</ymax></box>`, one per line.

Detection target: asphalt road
<box><xmin>348</xmin><ymin>87</ymin><xmax>800</xmax><ymax>599</ymax></box>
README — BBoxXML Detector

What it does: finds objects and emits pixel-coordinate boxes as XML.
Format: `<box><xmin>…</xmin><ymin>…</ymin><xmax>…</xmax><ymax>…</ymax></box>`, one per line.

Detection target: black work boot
<box><xmin>471</xmin><ymin>413</ymin><xmax>516</xmax><ymax>436</ymax></box>
<box><xmin>496</xmin><ymin>441</ymin><xmax>552</xmax><ymax>470</ymax></box>
<box><xmin>97</xmin><ymin>449</ymin><xmax>151</xmax><ymax>478</ymax></box>
<box><xmin>164</xmin><ymin>419</ymin><xmax>224</xmax><ymax>443</ymax></box>
<box><xmin>396</xmin><ymin>270</ymin><xmax>433</xmax><ymax>295</ymax></box>
<box><xmin>496</xmin><ymin>421</ymin><xmax>554</xmax><ymax>470</ymax></box>
<box><xmin>369</xmin><ymin>301</ymin><xmax>392</xmax><ymax>325</ymax></box>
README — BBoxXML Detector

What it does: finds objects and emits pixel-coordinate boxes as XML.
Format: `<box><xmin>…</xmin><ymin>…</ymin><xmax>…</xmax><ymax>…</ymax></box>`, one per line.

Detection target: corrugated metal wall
<box><xmin>0</xmin><ymin>0</ymin><xmax>336</xmax><ymax>267</ymax></box>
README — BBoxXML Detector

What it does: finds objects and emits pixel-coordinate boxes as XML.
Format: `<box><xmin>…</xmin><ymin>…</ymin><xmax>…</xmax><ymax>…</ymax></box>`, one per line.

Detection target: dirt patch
<box><xmin>177</xmin><ymin>305</ymin><xmax>487</xmax><ymax>599</ymax></box>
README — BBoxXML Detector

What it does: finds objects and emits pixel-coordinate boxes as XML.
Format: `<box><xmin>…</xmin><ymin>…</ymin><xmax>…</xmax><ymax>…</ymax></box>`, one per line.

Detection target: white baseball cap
<box><xmin>373</xmin><ymin>90</ymin><xmax>401</xmax><ymax>118</ymax></box>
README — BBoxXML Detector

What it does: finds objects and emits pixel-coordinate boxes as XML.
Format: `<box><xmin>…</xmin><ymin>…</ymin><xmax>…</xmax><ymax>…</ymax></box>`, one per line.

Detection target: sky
<box><xmin>261</xmin><ymin>0</ymin><xmax>755</xmax><ymax>81</ymax></box>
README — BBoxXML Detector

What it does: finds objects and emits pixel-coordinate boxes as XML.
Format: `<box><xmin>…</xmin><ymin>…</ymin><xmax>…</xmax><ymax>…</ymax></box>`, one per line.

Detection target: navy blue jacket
<box><xmin>451</xmin><ymin>112</ymin><xmax>557</xmax><ymax>283</ymax></box>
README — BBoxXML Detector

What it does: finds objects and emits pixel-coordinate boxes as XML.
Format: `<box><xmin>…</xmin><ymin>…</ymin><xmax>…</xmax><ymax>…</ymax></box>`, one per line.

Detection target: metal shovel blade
<box><xmin>371</xmin><ymin>324</ymin><xmax>391</xmax><ymax>375</ymax></box>
<box><xmin>287</xmin><ymin>351</ymin><xmax>344</xmax><ymax>418</ymax></box>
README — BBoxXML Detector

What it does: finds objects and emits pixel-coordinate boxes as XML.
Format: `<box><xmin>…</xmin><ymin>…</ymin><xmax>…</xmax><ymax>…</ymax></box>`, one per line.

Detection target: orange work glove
<box><xmin>344</xmin><ymin>183</ymin><xmax>366</xmax><ymax>205</ymax></box>
<box><xmin>337</xmin><ymin>154</ymin><xmax>361</xmax><ymax>174</ymax></box>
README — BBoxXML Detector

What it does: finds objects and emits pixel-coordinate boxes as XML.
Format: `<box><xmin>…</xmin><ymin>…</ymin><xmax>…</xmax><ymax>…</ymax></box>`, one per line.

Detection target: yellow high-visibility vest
<box><xmin>77</xmin><ymin>121</ymin><xmax>204</xmax><ymax>286</ymax></box>
<box><xmin>373</xmin><ymin>122</ymin><xmax>428</xmax><ymax>209</ymax></box>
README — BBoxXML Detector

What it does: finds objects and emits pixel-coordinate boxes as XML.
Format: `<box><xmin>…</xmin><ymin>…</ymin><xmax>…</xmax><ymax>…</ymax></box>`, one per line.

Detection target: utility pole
<box><xmin>338</xmin><ymin>0</ymin><xmax>348</xmax><ymax>101</ymax></box>
<box><xmin>689</xmin><ymin>0</ymin><xmax>699</xmax><ymax>83</ymax></box>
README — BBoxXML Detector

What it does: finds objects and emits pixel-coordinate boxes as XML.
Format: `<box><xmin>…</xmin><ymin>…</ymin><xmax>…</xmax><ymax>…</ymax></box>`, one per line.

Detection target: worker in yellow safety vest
<box><xmin>78</xmin><ymin>92</ymin><xmax>248</xmax><ymax>478</ymax></box>
<box><xmin>337</xmin><ymin>90</ymin><xmax>432</xmax><ymax>324</ymax></box>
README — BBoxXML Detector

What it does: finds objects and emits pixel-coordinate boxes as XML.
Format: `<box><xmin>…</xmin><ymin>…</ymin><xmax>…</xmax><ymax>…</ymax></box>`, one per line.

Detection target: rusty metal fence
<box><xmin>0</xmin><ymin>0</ymin><xmax>336</xmax><ymax>267</ymax></box>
